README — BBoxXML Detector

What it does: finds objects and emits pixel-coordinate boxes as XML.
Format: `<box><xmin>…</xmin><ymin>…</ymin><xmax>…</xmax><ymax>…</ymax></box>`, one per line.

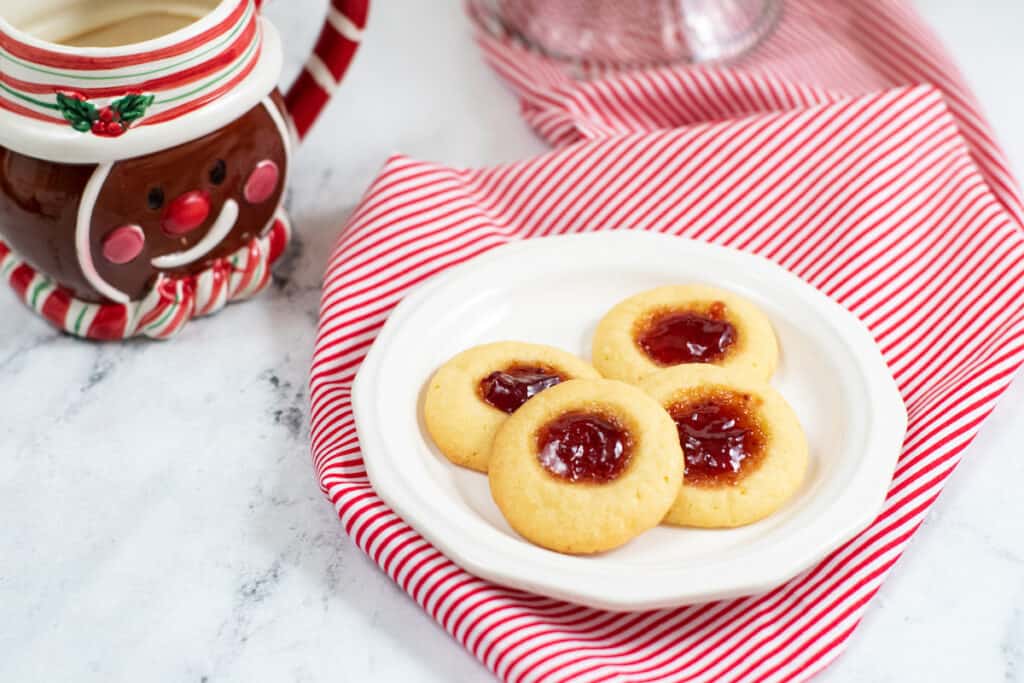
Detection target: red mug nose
<box><xmin>162</xmin><ymin>190</ymin><xmax>211</xmax><ymax>235</ymax></box>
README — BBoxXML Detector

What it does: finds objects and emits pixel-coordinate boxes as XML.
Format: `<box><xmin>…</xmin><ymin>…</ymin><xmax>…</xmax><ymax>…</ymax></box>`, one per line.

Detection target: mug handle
<box><xmin>257</xmin><ymin>0</ymin><xmax>369</xmax><ymax>142</ymax></box>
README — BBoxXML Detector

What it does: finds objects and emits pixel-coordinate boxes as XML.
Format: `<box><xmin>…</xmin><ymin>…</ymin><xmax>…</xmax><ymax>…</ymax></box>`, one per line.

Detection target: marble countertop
<box><xmin>2</xmin><ymin>1</ymin><xmax>1022</xmax><ymax>681</ymax></box>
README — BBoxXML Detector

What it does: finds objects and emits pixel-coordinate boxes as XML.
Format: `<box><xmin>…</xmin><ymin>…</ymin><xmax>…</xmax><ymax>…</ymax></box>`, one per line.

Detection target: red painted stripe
<box><xmin>334</xmin><ymin>0</ymin><xmax>370</xmax><ymax>28</ymax></box>
<box><xmin>134</xmin><ymin>298</ymin><xmax>172</xmax><ymax>331</ymax></box>
<box><xmin>197</xmin><ymin>263</ymin><xmax>229</xmax><ymax>317</ymax></box>
<box><xmin>40</xmin><ymin>287</ymin><xmax>71</xmax><ymax>327</ymax></box>
<box><xmin>284</xmin><ymin>70</ymin><xmax>329</xmax><ymax>139</ymax></box>
<box><xmin>137</xmin><ymin>44</ymin><xmax>261</xmax><ymax>127</ymax></box>
<box><xmin>86</xmin><ymin>304</ymin><xmax>128</xmax><ymax>340</ymax></box>
<box><xmin>0</xmin><ymin>96</ymin><xmax>64</xmax><ymax>124</ymax></box>
<box><xmin>314</xmin><ymin>27</ymin><xmax>359</xmax><ymax>81</ymax></box>
<box><xmin>8</xmin><ymin>264</ymin><xmax>34</xmax><ymax>297</ymax></box>
<box><xmin>267</xmin><ymin>218</ymin><xmax>289</xmax><ymax>263</ymax></box>
<box><xmin>158</xmin><ymin>287</ymin><xmax>197</xmax><ymax>338</ymax></box>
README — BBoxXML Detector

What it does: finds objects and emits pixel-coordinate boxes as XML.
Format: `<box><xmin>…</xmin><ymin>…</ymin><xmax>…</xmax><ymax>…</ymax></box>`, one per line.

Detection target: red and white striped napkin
<box><xmin>310</xmin><ymin>3</ymin><xmax>1024</xmax><ymax>681</ymax></box>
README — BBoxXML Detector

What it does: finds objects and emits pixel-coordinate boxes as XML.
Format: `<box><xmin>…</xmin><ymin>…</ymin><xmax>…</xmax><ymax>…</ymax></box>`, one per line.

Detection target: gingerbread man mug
<box><xmin>0</xmin><ymin>0</ymin><xmax>368</xmax><ymax>339</ymax></box>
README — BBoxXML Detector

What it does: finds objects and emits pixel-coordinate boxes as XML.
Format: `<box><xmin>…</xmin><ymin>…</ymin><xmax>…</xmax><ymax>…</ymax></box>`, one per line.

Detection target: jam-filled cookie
<box><xmin>592</xmin><ymin>285</ymin><xmax>779</xmax><ymax>384</ymax></box>
<box><xmin>424</xmin><ymin>342</ymin><xmax>600</xmax><ymax>472</ymax></box>
<box><xmin>488</xmin><ymin>379</ymin><xmax>683</xmax><ymax>554</ymax></box>
<box><xmin>640</xmin><ymin>364</ymin><xmax>807</xmax><ymax>528</ymax></box>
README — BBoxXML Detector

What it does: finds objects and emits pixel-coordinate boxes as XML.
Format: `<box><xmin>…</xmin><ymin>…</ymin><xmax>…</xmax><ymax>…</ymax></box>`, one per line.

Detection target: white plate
<box><xmin>352</xmin><ymin>232</ymin><xmax>906</xmax><ymax>611</ymax></box>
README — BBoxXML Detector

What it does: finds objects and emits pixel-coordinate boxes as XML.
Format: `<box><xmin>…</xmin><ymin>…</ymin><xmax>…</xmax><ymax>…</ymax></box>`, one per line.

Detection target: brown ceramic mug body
<box><xmin>0</xmin><ymin>0</ymin><xmax>368</xmax><ymax>339</ymax></box>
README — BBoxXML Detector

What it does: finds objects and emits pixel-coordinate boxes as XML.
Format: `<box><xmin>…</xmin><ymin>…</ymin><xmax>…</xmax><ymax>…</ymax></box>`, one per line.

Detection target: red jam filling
<box><xmin>536</xmin><ymin>411</ymin><xmax>633</xmax><ymax>483</ymax></box>
<box><xmin>636</xmin><ymin>302</ymin><xmax>736</xmax><ymax>365</ymax></box>
<box><xmin>479</xmin><ymin>365</ymin><xmax>566</xmax><ymax>414</ymax></box>
<box><xmin>669</xmin><ymin>391</ymin><xmax>765</xmax><ymax>486</ymax></box>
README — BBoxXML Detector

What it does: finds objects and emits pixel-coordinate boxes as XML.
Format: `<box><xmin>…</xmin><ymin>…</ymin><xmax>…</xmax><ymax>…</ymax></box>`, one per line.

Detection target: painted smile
<box><xmin>151</xmin><ymin>199</ymin><xmax>239</xmax><ymax>269</ymax></box>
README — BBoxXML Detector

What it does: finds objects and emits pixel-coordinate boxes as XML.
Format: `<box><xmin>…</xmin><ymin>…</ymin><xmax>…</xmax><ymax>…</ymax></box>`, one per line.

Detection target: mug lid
<box><xmin>0</xmin><ymin>0</ymin><xmax>283</xmax><ymax>164</ymax></box>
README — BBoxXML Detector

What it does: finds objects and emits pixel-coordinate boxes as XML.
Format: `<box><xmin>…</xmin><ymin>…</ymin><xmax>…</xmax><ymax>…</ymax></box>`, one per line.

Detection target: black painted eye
<box><xmin>209</xmin><ymin>159</ymin><xmax>227</xmax><ymax>185</ymax></box>
<box><xmin>147</xmin><ymin>187</ymin><xmax>164</xmax><ymax>210</ymax></box>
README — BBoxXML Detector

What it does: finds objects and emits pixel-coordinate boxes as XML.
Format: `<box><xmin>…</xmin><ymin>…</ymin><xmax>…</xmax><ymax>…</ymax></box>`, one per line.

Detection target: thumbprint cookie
<box><xmin>592</xmin><ymin>285</ymin><xmax>779</xmax><ymax>384</ymax></box>
<box><xmin>424</xmin><ymin>342</ymin><xmax>600</xmax><ymax>472</ymax></box>
<box><xmin>488</xmin><ymin>379</ymin><xmax>683</xmax><ymax>554</ymax></box>
<box><xmin>640</xmin><ymin>364</ymin><xmax>808</xmax><ymax>528</ymax></box>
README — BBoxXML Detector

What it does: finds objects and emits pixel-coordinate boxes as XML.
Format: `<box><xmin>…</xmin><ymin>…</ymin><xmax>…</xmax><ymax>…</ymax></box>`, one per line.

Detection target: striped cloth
<box><xmin>310</xmin><ymin>2</ymin><xmax>1024</xmax><ymax>681</ymax></box>
<box><xmin>474</xmin><ymin>0</ymin><xmax>1023</xmax><ymax>229</ymax></box>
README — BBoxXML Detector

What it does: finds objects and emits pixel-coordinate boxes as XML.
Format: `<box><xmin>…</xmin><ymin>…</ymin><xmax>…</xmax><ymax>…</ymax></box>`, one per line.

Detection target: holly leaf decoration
<box><xmin>110</xmin><ymin>93</ymin><xmax>155</xmax><ymax>124</ymax></box>
<box><xmin>56</xmin><ymin>92</ymin><xmax>98</xmax><ymax>133</ymax></box>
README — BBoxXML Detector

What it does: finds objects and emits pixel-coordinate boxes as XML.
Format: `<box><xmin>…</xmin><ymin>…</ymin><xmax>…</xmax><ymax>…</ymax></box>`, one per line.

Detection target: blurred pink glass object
<box><xmin>471</xmin><ymin>0</ymin><xmax>781</xmax><ymax>65</ymax></box>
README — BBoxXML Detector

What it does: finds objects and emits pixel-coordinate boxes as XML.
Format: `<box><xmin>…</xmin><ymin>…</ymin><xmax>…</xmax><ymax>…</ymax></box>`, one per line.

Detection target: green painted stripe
<box><xmin>154</xmin><ymin>34</ymin><xmax>259</xmax><ymax>105</ymax></box>
<box><xmin>29</xmin><ymin>279</ymin><xmax>49</xmax><ymax>308</ymax></box>
<box><xmin>72</xmin><ymin>305</ymin><xmax>89</xmax><ymax>335</ymax></box>
<box><xmin>147</xmin><ymin>293</ymin><xmax>181</xmax><ymax>330</ymax></box>
<box><xmin>0</xmin><ymin>81</ymin><xmax>59</xmax><ymax>109</ymax></box>
<box><xmin>252</xmin><ymin>258</ymin><xmax>265</xmax><ymax>294</ymax></box>
<box><xmin>0</xmin><ymin>4</ymin><xmax>252</xmax><ymax>82</ymax></box>
<box><xmin>1</xmin><ymin>256</ymin><xmax>17</xmax><ymax>277</ymax></box>
<box><xmin>240</xmin><ymin>259</ymin><xmax>263</xmax><ymax>298</ymax></box>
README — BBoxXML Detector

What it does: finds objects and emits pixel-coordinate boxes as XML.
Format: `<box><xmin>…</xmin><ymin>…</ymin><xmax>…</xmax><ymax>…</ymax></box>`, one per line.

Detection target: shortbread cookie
<box><xmin>488</xmin><ymin>379</ymin><xmax>683</xmax><ymax>554</ymax></box>
<box><xmin>640</xmin><ymin>364</ymin><xmax>808</xmax><ymax>528</ymax></box>
<box><xmin>592</xmin><ymin>285</ymin><xmax>778</xmax><ymax>384</ymax></box>
<box><xmin>424</xmin><ymin>342</ymin><xmax>600</xmax><ymax>472</ymax></box>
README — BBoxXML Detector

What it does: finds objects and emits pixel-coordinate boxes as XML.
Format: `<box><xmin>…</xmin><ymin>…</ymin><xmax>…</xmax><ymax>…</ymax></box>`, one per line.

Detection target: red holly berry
<box><xmin>90</xmin><ymin>119</ymin><xmax>126</xmax><ymax>137</ymax></box>
<box><xmin>99</xmin><ymin>107</ymin><xmax>115</xmax><ymax>123</ymax></box>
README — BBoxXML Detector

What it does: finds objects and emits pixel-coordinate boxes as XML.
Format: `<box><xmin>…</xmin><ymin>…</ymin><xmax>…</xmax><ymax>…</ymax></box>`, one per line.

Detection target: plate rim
<box><xmin>350</xmin><ymin>231</ymin><xmax>907</xmax><ymax>611</ymax></box>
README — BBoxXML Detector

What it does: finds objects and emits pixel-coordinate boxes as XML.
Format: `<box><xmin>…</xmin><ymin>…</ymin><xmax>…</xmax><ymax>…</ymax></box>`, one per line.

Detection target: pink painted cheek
<box><xmin>244</xmin><ymin>160</ymin><xmax>280</xmax><ymax>205</ymax></box>
<box><xmin>101</xmin><ymin>225</ymin><xmax>145</xmax><ymax>264</ymax></box>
